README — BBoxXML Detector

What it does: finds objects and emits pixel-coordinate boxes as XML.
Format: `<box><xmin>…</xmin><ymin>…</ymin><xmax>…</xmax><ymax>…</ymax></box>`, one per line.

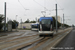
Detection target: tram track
<box><xmin>0</xmin><ymin>32</ymin><xmax>25</xmax><ymax>42</ymax></box>
<box><xmin>18</xmin><ymin>28</ymin><xmax>72</xmax><ymax>50</ymax></box>
<box><xmin>0</xmin><ymin>31</ymin><xmax>40</xmax><ymax>50</ymax></box>
<box><xmin>0</xmin><ymin>35</ymin><xmax>41</xmax><ymax>50</ymax></box>
<box><xmin>0</xmin><ymin>35</ymin><xmax>39</xmax><ymax>45</ymax></box>
<box><xmin>0</xmin><ymin>28</ymin><xmax>72</xmax><ymax>50</ymax></box>
<box><xmin>0</xmin><ymin>34</ymin><xmax>38</xmax><ymax>44</ymax></box>
<box><xmin>0</xmin><ymin>32</ymin><xmax>38</xmax><ymax>43</ymax></box>
<box><xmin>17</xmin><ymin>37</ymin><xmax>51</xmax><ymax>50</ymax></box>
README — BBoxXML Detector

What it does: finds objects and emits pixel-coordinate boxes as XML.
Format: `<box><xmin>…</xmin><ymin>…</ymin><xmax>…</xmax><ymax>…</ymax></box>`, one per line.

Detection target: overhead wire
<box><xmin>33</xmin><ymin>0</ymin><xmax>54</xmax><ymax>16</ymax></box>
<box><xmin>33</xmin><ymin>0</ymin><xmax>49</xmax><ymax>11</ymax></box>
<box><xmin>18</xmin><ymin>0</ymin><xmax>29</xmax><ymax>11</ymax></box>
<box><xmin>33</xmin><ymin>0</ymin><xmax>64</xmax><ymax>16</ymax></box>
<box><xmin>33</xmin><ymin>0</ymin><xmax>44</xmax><ymax>8</ymax></box>
<box><xmin>54</xmin><ymin>0</ymin><xmax>62</xmax><ymax>9</ymax></box>
<box><xmin>54</xmin><ymin>0</ymin><xmax>64</xmax><ymax>12</ymax></box>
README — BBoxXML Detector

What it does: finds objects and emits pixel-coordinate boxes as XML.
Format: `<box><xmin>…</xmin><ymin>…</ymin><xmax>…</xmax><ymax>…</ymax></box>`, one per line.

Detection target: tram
<box><xmin>39</xmin><ymin>17</ymin><xmax>54</xmax><ymax>37</ymax></box>
<box><xmin>31</xmin><ymin>23</ymin><xmax>39</xmax><ymax>31</ymax></box>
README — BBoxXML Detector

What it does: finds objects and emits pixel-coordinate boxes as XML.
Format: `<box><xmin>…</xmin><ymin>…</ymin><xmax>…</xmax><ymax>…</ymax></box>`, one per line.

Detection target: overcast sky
<box><xmin>0</xmin><ymin>0</ymin><xmax>75</xmax><ymax>26</ymax></box>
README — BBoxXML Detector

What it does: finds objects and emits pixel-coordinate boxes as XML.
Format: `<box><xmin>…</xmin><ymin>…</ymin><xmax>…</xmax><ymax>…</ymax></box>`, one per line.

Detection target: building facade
<box><xmin>18</xmin><ymin>23</ymin><xmax>35</xmax><ymax>29</ymax></box>
<box><xmin>52</xmin><ymin>16</ymin><xmax>61</xmax><ymax>23</ymax></box>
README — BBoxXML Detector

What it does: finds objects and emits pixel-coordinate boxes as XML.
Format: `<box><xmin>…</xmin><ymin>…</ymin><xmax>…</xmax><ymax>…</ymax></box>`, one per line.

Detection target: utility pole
<box><xmin>63</xmin><ymin>14</ymin><xmax>64</xmax><ymax>29</ymax></box>
<box><xmin>7</xmin><ymin>18</ymin><xmax>8</xmax><ymax>31</ymax></box>
<box><xmin>56</xmin><ymin>4</ymin><xmax>58</xmax><ymax>32</ymax></box>
<box><xmin>16</xmin><ymin>15</ymin><xmax>18</xmax><ymax>31</ymax></box>
<box><xmin>4</xmin><ymin>2</ymin><xmax>6</xmax><ymax>32</ymax></box>
<box><xmin>61</xmin><ymin>18</ymin><xmax>62</xmax><ymax>28</ymax></box>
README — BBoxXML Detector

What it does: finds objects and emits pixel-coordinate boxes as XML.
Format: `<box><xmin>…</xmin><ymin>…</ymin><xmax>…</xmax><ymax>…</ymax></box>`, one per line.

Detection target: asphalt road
<box><xmin>53</xmin><ymin>29</ymin><xmax>75</xmax><ymax>50</ymax></box>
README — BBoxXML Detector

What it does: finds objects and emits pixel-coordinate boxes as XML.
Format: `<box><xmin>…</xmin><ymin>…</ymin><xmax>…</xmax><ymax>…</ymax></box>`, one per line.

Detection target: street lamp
<box><xmin>19</xmin><ymin>17</ymin><xmax>22</xmax><ymax>29</ymax></box>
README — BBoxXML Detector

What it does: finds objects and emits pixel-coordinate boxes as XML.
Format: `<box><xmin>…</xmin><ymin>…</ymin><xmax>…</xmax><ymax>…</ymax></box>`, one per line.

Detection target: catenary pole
<box><xmin>4</xmin><ymin>2</ymin><xmax>6</xmax><ymax>32</ymax></box>
<box><xmin>63</xmin><ymin>14</ymin><xmax>64</xmax><ymax>29</ymax></box>
<box><xmin>61</xmin><ymin>18</ymin><xmax>62</xmax><ymax>28</ymax></box>
<box><xmin>56</xmin><ymin>4</ymin><xmax>58</xmax><ymax>32</ymax></box>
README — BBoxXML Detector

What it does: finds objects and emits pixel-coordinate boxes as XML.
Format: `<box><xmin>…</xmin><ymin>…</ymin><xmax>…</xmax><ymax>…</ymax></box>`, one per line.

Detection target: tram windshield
<box><xmin>31</xmin><ymin>25</ymin><xmax>38</xmax><ymax>28</ymax></box>
<box><xmin>41</xmin><ymin>19</ymin><xmax>51</xmax><ymax>24</ymax></box>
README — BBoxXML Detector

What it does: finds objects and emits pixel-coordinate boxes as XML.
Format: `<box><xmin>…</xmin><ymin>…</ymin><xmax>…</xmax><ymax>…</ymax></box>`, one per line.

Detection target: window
<box><xmin>41</xmin><ymin>19</ymin><xmax>51</xmax><ymax>24</ymax></box>
<box><xmin>32</xmin><ymin>25</ymin><xmax>38</xmax><ymax>28</ymax></box>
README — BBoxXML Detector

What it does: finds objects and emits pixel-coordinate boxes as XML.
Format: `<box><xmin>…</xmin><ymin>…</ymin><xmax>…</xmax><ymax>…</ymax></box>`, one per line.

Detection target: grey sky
<box><xmin>0</xmin><ymin>0</ymin><xmax>75</xmax><ymax>26</ymax></box>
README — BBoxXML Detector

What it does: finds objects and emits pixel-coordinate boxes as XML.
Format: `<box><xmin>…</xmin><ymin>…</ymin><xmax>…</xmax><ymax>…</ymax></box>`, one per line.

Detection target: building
<box><xmin>52</xmin><ymin>16</ymin><xmax>61</xmax><ymax>23</ymax></box>
<box><xmin>18</xmin><ymin>23</ymin><xmax>32</xmax><ymax>29</ymax></box>
<box><xmin>18</xmin><ymin>23</ymin><xmax>39</xmax><ymax>29</ymax></box>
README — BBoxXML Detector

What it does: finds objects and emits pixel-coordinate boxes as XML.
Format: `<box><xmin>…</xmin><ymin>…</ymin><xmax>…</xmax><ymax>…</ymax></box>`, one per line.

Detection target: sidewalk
<box><xmin>54</xmin><ymin>27</ymin><xmax>72</xmax><ymax>34</ymax></box>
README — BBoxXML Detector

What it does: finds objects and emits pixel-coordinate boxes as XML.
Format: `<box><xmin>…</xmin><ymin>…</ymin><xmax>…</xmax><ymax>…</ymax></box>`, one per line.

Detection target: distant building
<box><xmin>52</xmin><ymin>16</ymin><xmax>61</xmax><ymax>23</ymax></box>
<box><xmin>18</xmin><ymin>16</ymin><xmax>61</xmax><ymax>29</ymax></box>
<box><xmin>18</xmin><ymin>23</ymin><xmax>35</xmax><ymax>29</ymax></box>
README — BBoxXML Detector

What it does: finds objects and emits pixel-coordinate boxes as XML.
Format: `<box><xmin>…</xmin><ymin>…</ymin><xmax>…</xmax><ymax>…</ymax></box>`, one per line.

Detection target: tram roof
<box><xmin>31</xmin><ymin>23</ymin><xmax>39</xmax><ymax>25</ymax></box>
<box><xmin>39</xmin><ymin>17</ymin><xmax>53</xmax><ymax>21</ymax></box>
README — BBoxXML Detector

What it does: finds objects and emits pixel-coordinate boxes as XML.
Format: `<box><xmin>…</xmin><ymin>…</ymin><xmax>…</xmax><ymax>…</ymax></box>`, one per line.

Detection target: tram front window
<box><xmin>32</xmin><ymin>25</ymin><xmax>38</xmax><ymax>28</ymax></box>
<box><xmin>41</xmin><ymin>19</ymin><xmax>51</xmax><ymax>24</ymax></box>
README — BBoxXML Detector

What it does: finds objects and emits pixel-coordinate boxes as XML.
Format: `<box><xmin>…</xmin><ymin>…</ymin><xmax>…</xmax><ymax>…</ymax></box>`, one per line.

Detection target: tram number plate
<box><xmin>45</xmin><ymin>34</ymin><xmax>48</xmax><ymax>35</ymax></box>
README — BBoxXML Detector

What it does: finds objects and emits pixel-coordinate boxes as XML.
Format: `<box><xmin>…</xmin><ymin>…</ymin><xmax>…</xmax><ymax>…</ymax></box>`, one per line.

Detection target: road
<box><xmin>0</xmin><ymin>30</ymin><xmax>40</xmax><ymax>50</ymax></box>
<box><xmin>20</xmin><ymin>28</ymin><xmax>72</xmax><ymax>50</ymax></box>
<box><xmin>53</xmin><ymin>29</ymin><xmax>75</xmax><ymax>50</ymax></box>
<box><xmin>0</xmin><ymin>28</ymin><xmax>72</xmax><ymax>50</ymax></box>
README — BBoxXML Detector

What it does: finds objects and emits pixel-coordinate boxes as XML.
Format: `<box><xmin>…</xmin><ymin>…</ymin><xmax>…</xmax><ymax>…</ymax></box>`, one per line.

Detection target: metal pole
<box><xmin>63</xmin><ymin>14</ymin><xmax>64</xmax><ymax>29</ymax></box>
<box><xmin>4</xmin><ymin>2</ymin><xmax>6</xmax><ymax>32</ymax></box>
<box><xmin>16</xmin><ymin>15</ymin><xmax>17</xmax><ymax>31</ymax></box>
<box><xmin>61</xmin><ymin>18</ymin><xmax>62</xmax><ymax>28</ymax></box>
<box><xmin>56</xmin><ymin>4</ymin><xmax>58</xmax><ymax>32</ymax></box>
<box><xmin>7</xmin><ymin>18</ymin><xmax>8</xmax><ymax>31</ymax></box>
